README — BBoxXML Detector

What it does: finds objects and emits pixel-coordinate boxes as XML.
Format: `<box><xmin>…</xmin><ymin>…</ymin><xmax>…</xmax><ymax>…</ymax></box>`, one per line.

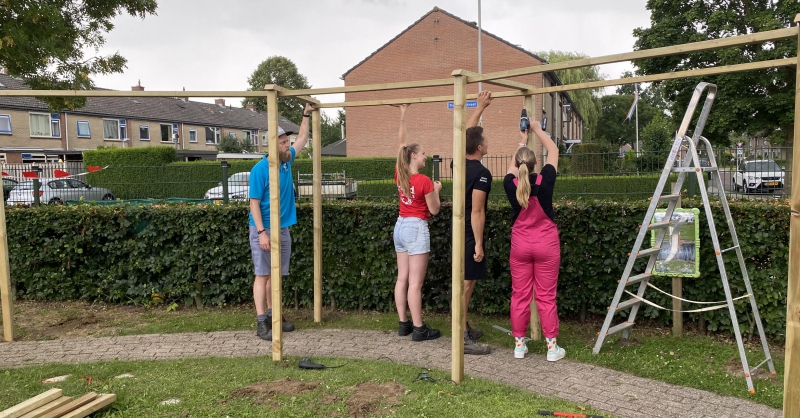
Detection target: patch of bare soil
<box><xmin>3</xmin><ymin>300</ymin><xmax>148</xmax><ymax>340</ymax></box>
<box><xmin>229</xmin><ymin>378</ymin><xmax>322</xmax><ymax>406</ymax></box>
<box><xmin>345</xmin><ymin>381</ymin><xmax>406</xmax><ymax>418</ymax></box>
<box><xmin>724</xmin><ymin>357</ymin><xmax>776</xmax><ymax>381</ymax></box>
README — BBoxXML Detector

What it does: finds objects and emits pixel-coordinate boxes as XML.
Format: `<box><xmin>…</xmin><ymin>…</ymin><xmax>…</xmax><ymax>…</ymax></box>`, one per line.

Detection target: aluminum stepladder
<box><xmin>592</xmin><ymin>82</ymin><xmax>775</xmax><ymax>393</ymax></box>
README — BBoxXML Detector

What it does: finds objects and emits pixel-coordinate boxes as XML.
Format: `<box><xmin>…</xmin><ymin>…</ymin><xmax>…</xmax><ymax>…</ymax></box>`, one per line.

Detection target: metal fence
<box><xmin>1</xmin><ymin>148</ymin><xmax>791</xmax><ymax>205</ymax></box>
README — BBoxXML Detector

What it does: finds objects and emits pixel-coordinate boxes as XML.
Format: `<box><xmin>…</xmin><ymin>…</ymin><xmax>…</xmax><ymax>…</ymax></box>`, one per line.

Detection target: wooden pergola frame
<box><xmin>0</xmin><ymin>20</ymin><xmax>799</xmax><ymax>417</ymax></box>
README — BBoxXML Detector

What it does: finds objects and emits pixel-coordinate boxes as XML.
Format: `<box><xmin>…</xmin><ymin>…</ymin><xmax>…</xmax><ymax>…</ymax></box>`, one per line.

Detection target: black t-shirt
<box><xmin>465</xmin><ymin>159</ymin><xmax>492</xmax><ymax>237</ymax></box>
<box><xmin>503</xmin><ymin>164</ymin><xmax>557</xmax><ymax>226</ymax></box>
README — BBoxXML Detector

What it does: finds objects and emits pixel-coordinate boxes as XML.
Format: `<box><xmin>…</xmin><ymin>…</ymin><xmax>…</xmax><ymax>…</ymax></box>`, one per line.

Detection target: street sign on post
<box><xmin>448</xmin><ymin>100</ymin><xmax>478</xmax><ymax>110</ymax></box>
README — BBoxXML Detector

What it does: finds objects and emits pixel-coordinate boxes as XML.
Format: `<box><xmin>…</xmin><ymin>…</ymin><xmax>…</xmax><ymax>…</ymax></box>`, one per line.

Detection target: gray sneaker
<box><xmin>466</xmin><ymin>322</ymin><xmax>484</xmax><ymax>341</ymax></box>
<box><xmin>463</xmin><ymin>333</ymin><xmax>492</xmax><ymax>355</ymax></box>
<box><xmin>256</xmin><ymin>321</ymin><xmax>272</xmax><ymax>341</ymax></box>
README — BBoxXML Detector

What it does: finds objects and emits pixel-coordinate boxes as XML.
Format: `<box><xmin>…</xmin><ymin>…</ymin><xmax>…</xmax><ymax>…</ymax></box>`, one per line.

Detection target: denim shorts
<box><xmin>393</xmin><ymin>216</ymin><xmax>430</xmax><ymax>256</ymax></box>
<box><xmin>249</xmin><ymin>226</ymin><xmax>291</xmax><ymax>276</ymax></box>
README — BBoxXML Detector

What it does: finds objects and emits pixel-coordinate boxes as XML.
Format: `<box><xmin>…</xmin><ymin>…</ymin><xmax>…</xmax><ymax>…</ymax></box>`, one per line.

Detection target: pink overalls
<box><xmin>509</xmin><ymin>175</ymin><xmax>561</xmax><ymax>338</ymax></box>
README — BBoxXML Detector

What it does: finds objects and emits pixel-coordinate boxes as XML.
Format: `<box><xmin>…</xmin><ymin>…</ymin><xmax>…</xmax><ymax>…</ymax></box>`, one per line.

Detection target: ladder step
<box><xmin>671</xmin><ymin>167</ymin><xmax>719</xmax><ymax>173</ymax></box>
<box><xmin>647</xmin><ymin>221</ymin><xmax>671</xmax><ymax>231</ymax></box>
<box><xmin>635</xmin><ymin>248</ymin><xmax>661</xmax><ymax>258</ymax></box>
<box><xmin>720</xmin><ymin>245</ymin><xmax>739</xmax><ymax>254</ymax></box>
<box><xmin>606</xmin><ymin>321</ymin><xmax>635</xmax><ymax>336</ymax></box>
<box><xmin>658</xmin><ymin>194</ymin><xmax>681</xmax><ymax>202</ymax></box>
<box><xmin>616</xmin><ymin>298</ymin><xmax>641</xmax><ymax>311</ymax></box>
<box><xmin>626</xmin><ymin>272</ymin><xmax>652</xmax><ymax>285</ymax></box>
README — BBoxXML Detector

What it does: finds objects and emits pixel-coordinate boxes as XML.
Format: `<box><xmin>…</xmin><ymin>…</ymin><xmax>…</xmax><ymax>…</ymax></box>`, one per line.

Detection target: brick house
<box><xmin>343</xmin><ymin>7</ymin><xmax>583</xmax><ymax>160</ymax></box>
<box><xmin>0</xmin><ymin>74</ymin><xmax>299</xmax><ymax>163</ymax></box>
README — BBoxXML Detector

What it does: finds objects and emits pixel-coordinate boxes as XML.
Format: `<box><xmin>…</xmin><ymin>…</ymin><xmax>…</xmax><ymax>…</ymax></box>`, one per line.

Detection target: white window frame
<box><xmin>159</xmin><ymin>123</ymin><xmax>173</xmax><ymax>143</ymax></box>
<box><xmin>118</xmin><ymin>119</ymin><xmax>127</xmax><ymax>141</ymax></box>
<box><xmin>0</xmin><ymin>114</ymin><xmax>11</xmax><ymax>134</ymax></box>
<box><xmin>243</xmin><ymin>130</ymin><xmax>253</xmax><ymax>144</ymax></box>
<box><xmin>76</xmin><ymin>120</ymin><xmax>91</xmax><ymax>138</ymax></box>
<box><xmin>253</xmin><ymin>131</ymin><xmax>259</xmax><ymax>145</ymax></box>
<box><xmin>228</xmin><ymin>131</ymin><xmax>237</xmax><ymax>140</ymax></box>
<box><xmin>139</xmin><ymin>125</ymin><xmax>150</xmax><ymax>141</ymax></box>
<box><xmin>51</xmin><ymin>114</ymin><xmax>61</xmax><ymax>138</ymax></box>
<box><xmin>102</xmin><ymin>118</ymin><xmax>121</xmax><ymax>140</ymax></box>
<box><xmin>189</xmin><ymin>129</ymin><xmax>197</xmax><ymax>143</ymax></box>
<box><xmin>29</xmin><ymin>112</ymin><xmax>55</xmax><ymax>138</ymax></box>
<box><xmin>206</xmin><ymin>127</ymin><xmax>220</xmax><ymax>144</ymax></box>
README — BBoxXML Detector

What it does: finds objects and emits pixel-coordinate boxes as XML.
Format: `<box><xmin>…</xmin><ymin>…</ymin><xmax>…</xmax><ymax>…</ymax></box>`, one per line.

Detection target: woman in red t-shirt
<box><xmin>393</xmin><ymin>104</ymin><xmax>442</xmax><ymax>342</ymax></box>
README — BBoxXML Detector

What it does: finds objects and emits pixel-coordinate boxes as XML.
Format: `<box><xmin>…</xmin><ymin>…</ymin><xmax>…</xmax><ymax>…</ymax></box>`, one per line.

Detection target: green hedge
<box><xmin>6</xmin><ymin>199</ymin><xmax>789</xmax><ymax>338</ymax></box>
<box><xmin>84</xmin><ymin>146</ymin><xmax>177</xmax><ymax>167</ymax></box>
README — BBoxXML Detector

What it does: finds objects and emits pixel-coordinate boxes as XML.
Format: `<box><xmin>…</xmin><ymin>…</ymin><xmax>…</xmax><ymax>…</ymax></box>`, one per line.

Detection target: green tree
<box><xmin>216</xmin><ymin>131</ymin><xmax>255</xmax><ymax>154</ymax></box>
<box><xmin>640</xmin><ymin>113</ymin><xmax>675</xmax><ymax>153</ymax></box>
<box><xmin>594</xmin><ymin>94</ymin><xmax>660</xmax><ymax>147</ymax></box>
<box><xmin>616</xmin><ymin>71</ymin><xmax>671</xmax><ymax>114</ymax></box>
<box><xmin>535</xmin><ymin>51</ymin><xmax>605</xmax><ymax>140</ymax></box>
<box><xmin>242</xmin><ymin>56</ymin><xmax>311</xmax><ymax>125</ymax></box>
<box><xmin>299</xmin><ymin>110</ymin><xmax>345</xmax><ymax>158</ymax></box>
<box><xmin>0</xmin><ymin>0</ymin><xmax>158</xmax><ymax>111</ymax></box>
<box><xmin>632</xmin><ymin>0</ymin><xmax>800</xmax><ymax>146</ymax></box>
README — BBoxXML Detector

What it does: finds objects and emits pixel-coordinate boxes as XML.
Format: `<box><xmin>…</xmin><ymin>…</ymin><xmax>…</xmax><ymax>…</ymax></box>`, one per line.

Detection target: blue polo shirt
<box><xmin>248</xmin><ymin>147</ymin><xmax>297</xmax><ymax>229</ymax></box>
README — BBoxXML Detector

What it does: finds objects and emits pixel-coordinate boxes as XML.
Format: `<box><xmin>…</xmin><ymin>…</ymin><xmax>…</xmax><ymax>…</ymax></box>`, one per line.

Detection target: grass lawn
<box><xmin>1</xmin><ymin>301</ymin><xmax>786</xmax><ymax>409</ymax></box>
<box><xmin>0</xmin><ymin>356</ymin><xmax>608</xmax><ymax>417</ymax></box>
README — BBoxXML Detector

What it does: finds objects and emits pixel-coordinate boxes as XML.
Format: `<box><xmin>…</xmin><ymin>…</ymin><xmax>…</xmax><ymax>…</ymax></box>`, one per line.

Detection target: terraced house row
<box><xmin>0</xmin><ymin>73</ymin><xmax>299</xmax><ymax>163</ymax></box>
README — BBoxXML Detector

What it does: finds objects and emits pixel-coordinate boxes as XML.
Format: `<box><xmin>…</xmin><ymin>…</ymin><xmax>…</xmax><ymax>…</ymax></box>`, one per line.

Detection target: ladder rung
<box><xmin>750</xmin><ymin>358</ymin><xmax>771</xmax><ymax>374</ymax></box>
<box><xmin>721</xmin><ymin>245</ymin><xmax>739</xmax><ymax>254</ymax></box>
<box><xmin>615</xmin><ymin>298</ymin><xmax>641</xmax><ymax>311</ymax></box>
<box><xmin>635</xmin><ymin>248</ymin><xmax>661</xmax><ymax>258</ymax></box>
<box><xmin>671</xmin><ymin>167</ymin><xmax>719</xmax><ymax>173</ymax></box>
<box><xmin>659</xmin><ymin>194</ymin><xmax>681</xmax><ymax>202</ymax></box>
<box><xmin>648</xmin><ymin>221</ymin><xmax>671</xmax><ymax>231</ymax></box>
<box><xmin>627</xmin><ymin>273</ymin><xmax>652</xmax><ymax>285</ymax></box>
<box><xmin>606</xmin><ymin>321</ymin><xmax>635</xmax><ymax>336</ymax></box>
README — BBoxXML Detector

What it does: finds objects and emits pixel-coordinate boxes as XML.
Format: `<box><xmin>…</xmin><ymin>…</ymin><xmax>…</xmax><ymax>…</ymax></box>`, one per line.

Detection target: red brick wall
<box><xmin>344</xmin><ymin>10</ymin><xmax>550</xmax><ymax>160</ymax></box>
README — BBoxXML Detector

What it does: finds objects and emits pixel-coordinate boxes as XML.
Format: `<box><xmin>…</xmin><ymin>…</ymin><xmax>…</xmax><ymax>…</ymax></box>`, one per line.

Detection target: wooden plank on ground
<box><xmin>0</xmin><ymin>389</ymin><xmax>62</xmax><ymax>418</ymax></box>
<box><xmin>59</xmin><ymin>394</ymin><xmax>115</xmax><ymax>418</ymax></box>
<box><xmin>38</xmin><ymin>393</ymin><xmax>96</xmax><ymax>418</ymax></box>
<box><xmin>18</xmin><ymin>397</ymin><xmax>73</xmax><ymax>418</ymax></box>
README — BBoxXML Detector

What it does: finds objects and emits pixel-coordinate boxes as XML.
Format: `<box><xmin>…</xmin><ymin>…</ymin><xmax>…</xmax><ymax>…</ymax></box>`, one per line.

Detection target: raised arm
<box><xmin>396</xmin><ymin>104</ymin><xmax>409</xmax><ymax>147</ymax></box>
<box><xmin>466</xmin><ymin>91</ymin><xmax>492</xmax><ymax>128</ymax></box>
<box><xmin>507</xmin><ymin>130</ymin><xmax>528</xmax><ymax>176</ymax></box>
<box><xmin>292</xmin><ymin>103</ymin><xmax>315</xmax><ymax>155</ymax></box>
<box><xmin>532</xmin><ymin>120</ymin><xmax>559</xmax><ymax>171</ymax></box>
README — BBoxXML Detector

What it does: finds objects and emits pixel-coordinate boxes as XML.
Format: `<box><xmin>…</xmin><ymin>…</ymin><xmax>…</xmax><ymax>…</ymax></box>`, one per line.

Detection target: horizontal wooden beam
<box><xmin>462</xmin><ymin>26</ymin><xmax>799</xmax><ymax>83</ymax></box>
<box><xmin>0</xmin><ymin>90</ymin><xmax>271</xmax><ymax>98</ymax></box>
<box><xmin>318</xmin><ymin>58</ymin><xmax>795</xmax><ymax>108</ymax></box>
<box><xmin>276</xmin><ymin>78</ymin><xmax>453</xmax><ymax>97</ymax></box>
<box><xmin>456</xmin><ymin>70</ymin><xmax>536</xmax><ymax>92</ymax></box>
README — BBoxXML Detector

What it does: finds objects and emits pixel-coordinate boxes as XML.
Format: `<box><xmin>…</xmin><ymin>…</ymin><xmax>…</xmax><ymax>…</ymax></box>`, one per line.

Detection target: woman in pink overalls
<box><xmin>502</xmin><ymin>123</ymin><xmax>564</xmax><ymax>361</ymax></box>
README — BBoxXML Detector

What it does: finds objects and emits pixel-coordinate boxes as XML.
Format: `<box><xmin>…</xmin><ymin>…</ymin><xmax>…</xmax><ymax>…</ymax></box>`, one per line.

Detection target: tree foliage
<box><xmin>535</xmin><ymin>50</ymin><xmax>605</xmax><ymax>140</ymax></box>
<box><xmin>0</xmin><ymin>0</ymin><xmax>158</xmax><ymax>110</ymax></box>
<box><xmin>640</xmin><ymin>113</ymin><xmax>675</xmax><ymax>153</ymax></box>
<box><xmin>242</xmin><ymin>56</ymin><xmax>311</xmax><ymax>125</ymax></box>
<box><xmin>216</xmin><ymin>131</ymin><xmax>255</xmax><ymax>154</ymax></box>
<box><xmin>594</xmin><ymin>94</ymin><xmax>660</xmax><ymax>146</ymax></box>
<box><xmin>632</xmin><ymin>0</ymin><xmax>800</xmax><ymax>145</ymax></box>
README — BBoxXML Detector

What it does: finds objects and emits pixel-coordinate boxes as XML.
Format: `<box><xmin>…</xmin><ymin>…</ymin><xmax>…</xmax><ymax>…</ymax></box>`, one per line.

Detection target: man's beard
<box><xmin>279</xmin><ymin>150</ymin><xmax>292</xmax><ymax>162</ymax></box>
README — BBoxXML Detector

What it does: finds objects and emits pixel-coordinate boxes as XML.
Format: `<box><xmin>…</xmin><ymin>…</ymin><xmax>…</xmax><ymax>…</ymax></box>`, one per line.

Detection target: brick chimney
<box><xmin>131</xmin><ymin>79</ymin><xmax>144</xmax><ymax>91</ymax></box>
<box><xmin>215</xmin><ymin>99</ymin><xmax>226</xmax><ymax>106</ymax></box>
<box><xmin>246</xmin><ymin>104</ymin><xmax>256</xmax><ymax>111</ymax></box>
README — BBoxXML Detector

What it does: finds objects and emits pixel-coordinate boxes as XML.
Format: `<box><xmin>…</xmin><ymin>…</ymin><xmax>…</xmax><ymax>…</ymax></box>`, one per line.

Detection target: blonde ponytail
<box><xmin>514</xmin><ymin>147</ymin><xmax>537</xmax><ymax>209</ymax></box>
<box><xmin>396</xmin><ymin>143</ymin><xmax>420</xmax><ymax>198</ymax></box>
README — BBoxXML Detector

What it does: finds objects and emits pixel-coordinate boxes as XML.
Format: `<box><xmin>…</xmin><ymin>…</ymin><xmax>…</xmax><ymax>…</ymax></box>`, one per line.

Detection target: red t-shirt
<box><xmin>394</xmin><ymin>171</ymin><xmax>434</xmax><ymax>220</ymax></box>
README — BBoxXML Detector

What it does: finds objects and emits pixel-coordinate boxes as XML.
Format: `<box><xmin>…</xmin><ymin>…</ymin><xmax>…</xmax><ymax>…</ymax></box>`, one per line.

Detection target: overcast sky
<box><xmin>92</xmin><ymin>0</ymin><xmax>652</xmax><ymax>115</ymax></box>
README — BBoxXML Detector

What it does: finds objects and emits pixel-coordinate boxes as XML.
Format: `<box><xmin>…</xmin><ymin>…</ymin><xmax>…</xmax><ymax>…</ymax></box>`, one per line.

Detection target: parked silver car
<box><xmin>7</xmin><ymin>178</ymin><xmax>115</xmax><ymax>205</ymax></box>
<box><xmin>204</xmin><ymin>171</ymin><xmax>250</xmax><ymax>202</ymax></box>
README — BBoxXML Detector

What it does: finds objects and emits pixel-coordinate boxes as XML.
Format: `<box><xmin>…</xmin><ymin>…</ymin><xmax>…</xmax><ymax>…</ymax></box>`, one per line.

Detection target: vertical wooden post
<box><xmin>312</xmin><ymin>109</ymin><xmax>323</xmax><ymax>323</ymax></box>
<box><xmin>451</xmin><ymin>73</ymin><xmax>467</xmax><ymax>384</ymax></box>
<box><xmin>782</xmin><ymin>15</ymin><xmax>800</xmax><ymax>418</ymax></box>
<box><xmin>524</xmin><ymin>94</ymin><xmax>541</xmax><ymax>341</ymax></box>
<box><xmin>0</xmin><ymin>193</ymin><xmax>13</xmax><ymax>342</ymax></box>
<box><xmin>266</xmin><ymin>88</ymin><xmax>283</xmax><ymax>361</ymax></box>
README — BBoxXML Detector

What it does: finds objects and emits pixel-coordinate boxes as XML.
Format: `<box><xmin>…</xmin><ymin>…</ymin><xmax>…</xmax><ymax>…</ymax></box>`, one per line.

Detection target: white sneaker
<box><xmin>547</xmin><ymin>345</ymin><xmax>566</xmax><ymax>362</ymax></box>
<box><xmin>514</xmin><ymin>341</ymin><xmax>528</xmax><ymax>359</ymax></box>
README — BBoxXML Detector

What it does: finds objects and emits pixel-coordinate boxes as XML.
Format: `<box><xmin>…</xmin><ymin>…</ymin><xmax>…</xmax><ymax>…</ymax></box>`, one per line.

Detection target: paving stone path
<box><xmin>0</xmin><ymin>329</ymin><xmax>781</xmax><ymax>418</ymax></box>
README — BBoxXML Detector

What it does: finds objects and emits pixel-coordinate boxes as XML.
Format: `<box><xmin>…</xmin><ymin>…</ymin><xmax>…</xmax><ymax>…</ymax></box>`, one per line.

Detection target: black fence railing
<box><xmin>2</xmin><ymin>148</ymin><xmax>791</xmax><ymax>205</ymax></box>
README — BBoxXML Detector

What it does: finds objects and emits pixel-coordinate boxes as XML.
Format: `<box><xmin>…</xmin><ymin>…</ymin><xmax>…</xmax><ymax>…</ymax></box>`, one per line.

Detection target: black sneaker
<box><xmin>256</xmin><ymin>321</ymin><xmax>272</xmax><ymax>341</ymax></box>
<box><xmin>398</xmin><ymin>320</ymin><xmax>413</xmax><ymax>336</ymax></box>
<box><xmin>267</xmin><ymin>314</ymin><xmax>296</xmax><ymax>332</ymax></box>
<box><xmin>466</xmin><ymin>322</ymin><xmax>484</xmax><ymax>341</ymax></box>
<box><xmin>463</xmin><ymin>332</ymin><xmax>491</xmax><ymax>355</ymax></box>
<box><xmin>412</xmin><ymin>323</ymin><xmax>441</xmax><ymax>342</ymax></box>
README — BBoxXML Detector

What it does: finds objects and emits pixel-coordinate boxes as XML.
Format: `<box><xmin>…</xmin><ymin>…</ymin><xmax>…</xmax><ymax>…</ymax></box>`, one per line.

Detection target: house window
<box><xmin>205</xmin><ymin>127</ymin><xmax>220</xmax><ymax>144</ymax></box>
<box><xmin>189</xmin><ymin>130</ymin><xmax>197</xmax><ymax>143</ymax></box>
<box><xmin>243</xmin><ymin>130</ymin><xmax>252</xmax><ymax>144</ymax></box>
<box><xmin>253</xmin><ymin>132</ymin><xmax>259</xmax><ymax>145</ymax></box>
<box><xmin>51</xmin><ymin>114</ymin><xmax>61</xmax><ymax>138</ymax></box>
<box><xmin>160</xmin><ymin>124</ymin><xmax>172</xmax><ymax>142</ymax></box>
<box><xmin>139</xmin><ymin>125</ymin><xmax>150</xmax><ymax>140</ymax></box>
<box><xmin>77</xmin><ymin>120</ymin><xmax>90</xmax><ymax>137</ymax></box>
<box><xmin>0</xmin><ymin>115</ymin><xmax>11</xmax><ymax>134</ymax></box>
<box><xmin>228</xmin><ymin>132</ymin><xmax>237</xmax><ymax>140</ymax></box>
<box><xmin>30</xmin><ymin>113</ymin><xmax>53</xmax><ymax>137</ymax></box>
<box><xmin>103</xmin><ymin>119</ymin><xmax>120</xmax><ymax>140</ymax></box>
<box><xmin>118</xmin><ymin>119</ymin><xmax>127</xmax><ymax>141</ymax></box>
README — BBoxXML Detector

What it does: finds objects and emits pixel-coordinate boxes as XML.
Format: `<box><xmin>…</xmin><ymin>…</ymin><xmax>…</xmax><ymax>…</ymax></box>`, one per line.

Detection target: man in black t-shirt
<box><xmin>459</xmin><ymin>91</ymin><xmax>494</xmax><ymax>356</ymax></box>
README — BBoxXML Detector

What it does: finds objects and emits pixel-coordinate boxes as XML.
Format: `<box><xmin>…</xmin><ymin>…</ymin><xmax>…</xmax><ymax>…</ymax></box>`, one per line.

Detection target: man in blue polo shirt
<box><xmin>250</xmin><ymin>102</ymin><xmax>314</xmax><ymax>341</ymax></box>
